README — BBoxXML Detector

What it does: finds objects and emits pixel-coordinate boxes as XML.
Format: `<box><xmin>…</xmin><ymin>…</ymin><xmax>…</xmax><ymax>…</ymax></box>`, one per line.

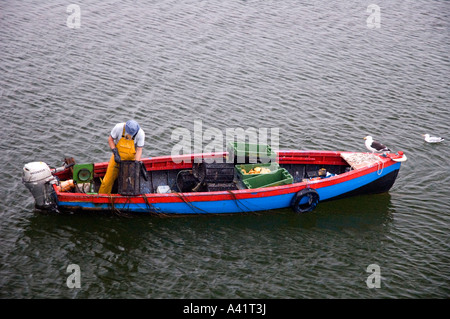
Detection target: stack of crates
<box><xmin>231</xmin><ymin>143</ymin><xmax>293</xmax><ymax>189</ymax></box>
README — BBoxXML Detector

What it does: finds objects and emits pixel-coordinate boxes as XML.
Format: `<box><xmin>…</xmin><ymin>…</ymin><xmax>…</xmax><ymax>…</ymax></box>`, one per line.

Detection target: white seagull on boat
<box><xmin>422</xmin><ymin>134</ymin><xmax>444</xmax><ymax>143</ymax></box>
<box><xmin>364</xmin><ymin>136</ymin><xmax>391</xmax><ymax>153</ymax></box>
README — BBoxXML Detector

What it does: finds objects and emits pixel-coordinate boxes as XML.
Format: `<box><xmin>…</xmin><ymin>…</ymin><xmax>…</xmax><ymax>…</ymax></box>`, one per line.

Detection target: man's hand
<box><xmin>112</xmin><ymin>148</ymin><xmax>121</xmax><ymax>163</ymax></box>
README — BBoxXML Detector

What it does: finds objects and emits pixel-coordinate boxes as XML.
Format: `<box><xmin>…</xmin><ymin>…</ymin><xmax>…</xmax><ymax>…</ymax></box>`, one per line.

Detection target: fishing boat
<box><xmin>22</xmin><ymin>145</ymin><xmax>407</xmax><ymax>215</ymax></box>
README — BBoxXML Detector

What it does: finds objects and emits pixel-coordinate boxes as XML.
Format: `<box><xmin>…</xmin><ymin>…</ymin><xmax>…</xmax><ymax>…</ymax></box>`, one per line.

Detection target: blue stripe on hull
<box><xmin>57</xmin><ymin>162</ymin><xmax>400</xmax><ymax>214</ymax></box>
<box><xmin>57</xmin><ymin>193</ymin><xmax>295</xmax><ymax>215</ymax></box>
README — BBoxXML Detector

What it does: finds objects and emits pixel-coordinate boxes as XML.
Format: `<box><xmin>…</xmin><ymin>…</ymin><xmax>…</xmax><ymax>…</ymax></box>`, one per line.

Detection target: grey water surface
<box><xmin>0</xmin><ymin>0</ymin><xmax>449</xmax><ymax>298</ymax></box>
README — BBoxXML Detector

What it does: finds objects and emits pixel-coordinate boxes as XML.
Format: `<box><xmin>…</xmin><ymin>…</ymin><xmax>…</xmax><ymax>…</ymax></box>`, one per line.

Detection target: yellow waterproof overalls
<box><xmin>98</xmin><ymin>125</ymin><xmax>136</xmax><ymax>194</ymax></box>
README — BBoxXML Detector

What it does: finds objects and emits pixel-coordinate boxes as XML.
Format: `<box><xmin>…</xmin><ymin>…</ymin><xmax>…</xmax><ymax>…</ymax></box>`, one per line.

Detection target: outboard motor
<box><xmin>22</xmin><ymin>162</ymin><xmax>58</xmax><ymax>210</ymax></box>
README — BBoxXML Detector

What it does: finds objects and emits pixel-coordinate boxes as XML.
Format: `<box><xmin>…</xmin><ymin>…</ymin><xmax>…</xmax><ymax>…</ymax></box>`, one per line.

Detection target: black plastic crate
<box><xmin>118</xmin><ymin>161</ymin><xmax>148</xmax><ymax>195</ymax></box>
<box><xmin>193</xmin><ymin>161</ymin><xmax>235</xmax><ymax>184</ymax></box>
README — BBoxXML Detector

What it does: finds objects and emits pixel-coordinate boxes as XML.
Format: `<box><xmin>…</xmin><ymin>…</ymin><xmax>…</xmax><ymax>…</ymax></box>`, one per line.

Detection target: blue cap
<box><xmin>125</xmin><ymin>120</ymin><xmax>140</xmax><ymax>136</ymax></box>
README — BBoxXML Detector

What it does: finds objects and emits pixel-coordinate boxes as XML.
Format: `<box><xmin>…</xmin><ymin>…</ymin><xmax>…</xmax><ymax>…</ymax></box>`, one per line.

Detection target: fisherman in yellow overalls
<box><xmin>99</xmin><ymin>120</ymin><xmax>145</xmax><ymax>194</ymax></box>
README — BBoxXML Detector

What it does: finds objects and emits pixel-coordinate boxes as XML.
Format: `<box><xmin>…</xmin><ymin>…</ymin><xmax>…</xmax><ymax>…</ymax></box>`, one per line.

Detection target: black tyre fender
<box><xmin>291</xmin><ymin>188</ymin><xmax>320</xmax><ymax>213</ymax></box>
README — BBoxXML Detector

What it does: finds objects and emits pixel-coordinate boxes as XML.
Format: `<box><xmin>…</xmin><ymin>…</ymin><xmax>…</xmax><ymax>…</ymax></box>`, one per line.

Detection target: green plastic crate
<box><xmin>235</xmin><ymin>162</ymin><xmax>280</xmax><ymax>180</ymax></box>
<box><xmin>242</xmin><ymin>168</ymin><xmax>293</xmax><ymax>189</ymax></box>
<box><xmin>228</xmin><ymin>142</ymin><xmax>277</xmax><ymax>164</ymax></box>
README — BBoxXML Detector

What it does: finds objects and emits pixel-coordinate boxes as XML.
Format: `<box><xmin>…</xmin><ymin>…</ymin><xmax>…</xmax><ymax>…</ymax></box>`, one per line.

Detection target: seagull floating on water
<box><xmin>364</xmin><ymin>136</ymin><xmax>391</xmax><ymax>153</ymax></box>
<box><xmin>422</xmin><ymin>134</ymin><xmax>444</xmax><ymax>143</ymax></box>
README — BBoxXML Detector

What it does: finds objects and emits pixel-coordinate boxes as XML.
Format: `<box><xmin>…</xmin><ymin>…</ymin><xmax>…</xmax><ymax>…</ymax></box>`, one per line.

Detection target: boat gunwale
<box><xmin>53</xmin><ymin>150</ymin><xmax>402</xmax><ymax>203</ymax></box>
